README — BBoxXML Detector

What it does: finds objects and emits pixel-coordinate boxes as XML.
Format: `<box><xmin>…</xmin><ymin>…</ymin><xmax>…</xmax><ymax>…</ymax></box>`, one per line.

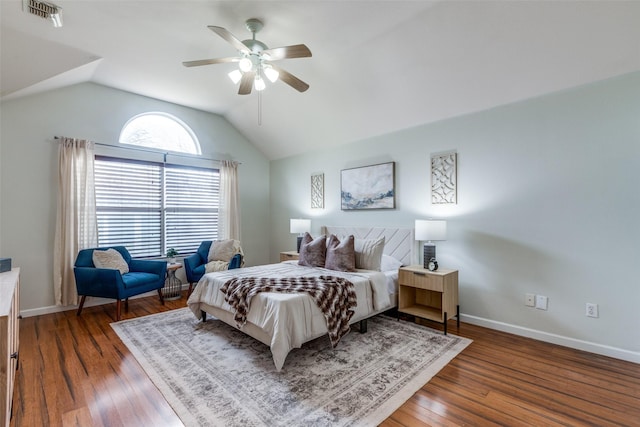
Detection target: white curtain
<box><xmin>53</xmin><ymin>137</ymin><xmax>98</xmax><ymax>306</ymax></box>
<box><xmin>219</xmin><ymin>160</ymin><xmax>241</xmax><ymax>240</ymax></box>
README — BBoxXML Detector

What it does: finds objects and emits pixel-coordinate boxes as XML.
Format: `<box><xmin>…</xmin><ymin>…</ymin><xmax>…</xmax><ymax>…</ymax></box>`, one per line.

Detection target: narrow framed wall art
<box><xmin>431</xmin><ymin>151</ymin><xmax>457</xmax><ymax>204</ymax></box>
<box><xmin>311</xmin><ymin>173</ymin><xmax>324</xmax><ymax>209</ymax></box>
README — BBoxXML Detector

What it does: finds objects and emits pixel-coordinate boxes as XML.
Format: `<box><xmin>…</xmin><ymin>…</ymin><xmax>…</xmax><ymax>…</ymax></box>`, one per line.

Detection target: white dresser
<box><xmin>0</xmin><ymin>268</ymin><xmax>20</xmax><ymax>427</ymax></box>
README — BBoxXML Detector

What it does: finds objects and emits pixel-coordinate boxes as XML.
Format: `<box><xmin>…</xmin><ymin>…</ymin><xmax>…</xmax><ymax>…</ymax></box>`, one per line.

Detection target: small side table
<box><xmin>280</xmin><ymin>251</ymin><xmax>299</xmax><ymax>262</ymax></box>
<box><xmin>163</xmin><ymin>263</ymin><xmax>183</xmax><ymax>301</ymax></box>
<box><xmin>398</xmin><ymin>265</ymin><xmax>459</xmax><ymax>335</ymax></box>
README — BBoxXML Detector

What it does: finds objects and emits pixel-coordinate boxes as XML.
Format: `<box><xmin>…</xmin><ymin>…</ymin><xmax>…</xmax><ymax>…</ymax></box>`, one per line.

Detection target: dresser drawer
<box><xmin>399</xmin><ymin>269</ymin><xmax>444</xmax><ymax>292</ymax></box>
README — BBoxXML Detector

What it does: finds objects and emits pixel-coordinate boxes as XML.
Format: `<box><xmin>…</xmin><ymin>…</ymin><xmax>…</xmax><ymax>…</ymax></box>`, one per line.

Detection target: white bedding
<box><xmin>384</xmin><ymin>269</ymin><xmax>398</xmax><ymax>295</ymax></box>
<box><xmin>187</xmin><ymin>261</ymin><xmax>393</xmax><ymax>371</ymax></box>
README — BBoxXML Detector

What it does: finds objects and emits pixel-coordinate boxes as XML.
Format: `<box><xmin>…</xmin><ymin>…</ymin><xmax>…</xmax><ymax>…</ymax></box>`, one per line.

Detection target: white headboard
<box><xmin>321</xmin><ymin>226</ymin><xmax>414</xmax><ymax>266</ymax></box>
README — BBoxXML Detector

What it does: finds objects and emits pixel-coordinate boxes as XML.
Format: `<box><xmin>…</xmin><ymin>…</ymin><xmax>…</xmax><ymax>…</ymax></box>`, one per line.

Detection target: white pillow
<box><xmin>92</xmin><ymin>248</ymin><xmax>129</xmax><ymax>275</ymax></box>
<box><xmin>208</xmin><ymin>239</ymin><xmax>239</xmax><ymax>262</ymax></box>
<box><xmin>381</xmin><ymin>254</ymin><xmax>403</xmax><ymax>272</ymax></box>
<box><xmin>354</xmin><ymin>236</ymin><xmax>385</xmax><ymax>271</ymax></box>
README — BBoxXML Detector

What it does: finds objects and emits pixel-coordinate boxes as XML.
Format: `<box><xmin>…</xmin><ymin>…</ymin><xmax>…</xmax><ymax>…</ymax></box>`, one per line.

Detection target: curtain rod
<box><xmin>53</xmin><ymin>136</ymin><xmax>240</xmax><ymax>164</ymax></box>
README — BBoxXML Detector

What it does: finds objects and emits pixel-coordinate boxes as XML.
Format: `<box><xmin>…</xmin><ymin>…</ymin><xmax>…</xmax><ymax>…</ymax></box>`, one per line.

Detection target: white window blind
<box><xmin>165</xmin><ymin>164</ymin><xmax>220</xmax><ymax>255</ymax></box>
<box><xmin>95</xmin><ymin>156</ymin><xmax>219</xmax><ymax>258</ymax></box>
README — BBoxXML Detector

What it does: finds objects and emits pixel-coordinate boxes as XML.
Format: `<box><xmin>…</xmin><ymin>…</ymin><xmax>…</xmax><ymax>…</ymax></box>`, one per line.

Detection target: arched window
<box><xmin>119</xmin><ymin>112</ymin><xmax>201</xmax><ymax>154</ymax></box>
<box><xmin>95</xmin><ymin>112</ymin><xmax>218</xmax><ymax>258</ymax></box>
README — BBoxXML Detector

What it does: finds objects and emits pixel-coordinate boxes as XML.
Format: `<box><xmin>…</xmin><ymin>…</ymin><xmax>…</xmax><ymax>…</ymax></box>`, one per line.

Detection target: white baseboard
<box><xmin>19</xmin><ymin>284</ymin><xmax>190</xmax><ymax>318</ymax></box>
<box><xmin>461</xmin><ymin>314</ymin><xmax>640</xmax><ymax>364</ymax></box>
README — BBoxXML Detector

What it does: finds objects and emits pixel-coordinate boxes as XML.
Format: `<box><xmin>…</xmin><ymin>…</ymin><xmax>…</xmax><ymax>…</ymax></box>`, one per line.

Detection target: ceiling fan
<box><xmin>183</xmin><ymin>18</ymin><xmax>312</xmax><ymax>95</ymax></box>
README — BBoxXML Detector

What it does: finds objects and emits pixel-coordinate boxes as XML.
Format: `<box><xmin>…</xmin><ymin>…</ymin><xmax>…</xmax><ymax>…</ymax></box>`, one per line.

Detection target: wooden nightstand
<box><xmin>280</xmin><ymin>251</ymin><xmax>299</xmax><ymax>262</ymax></box>
<box><xmin>398</xmin><ymin>265</ymin><xmax>459</xmax><ymax>335</ymax></box>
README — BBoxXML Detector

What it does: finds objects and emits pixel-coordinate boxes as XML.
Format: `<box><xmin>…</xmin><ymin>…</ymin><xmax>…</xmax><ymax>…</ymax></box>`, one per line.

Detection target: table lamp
<box><xmin>290</xmin><ymin>219</ymin><xmax>311</xmax><ymax>252</ymax></box>
<box><xmin>415</xmin><ymin>219</ymin><xmax>447</xmax><ymax>269</ymax></box>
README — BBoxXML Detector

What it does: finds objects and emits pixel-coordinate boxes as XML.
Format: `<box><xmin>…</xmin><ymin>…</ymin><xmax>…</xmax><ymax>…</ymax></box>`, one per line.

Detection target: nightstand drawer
<box><xmin>280</xmin><ymin>251</ymin><xmax>299</xmax><ymax>262</ymax></box>
<box><xmin>399</xmin><ymin>269</ymin><xmax>444</xmax><ymax>292</ymax></box>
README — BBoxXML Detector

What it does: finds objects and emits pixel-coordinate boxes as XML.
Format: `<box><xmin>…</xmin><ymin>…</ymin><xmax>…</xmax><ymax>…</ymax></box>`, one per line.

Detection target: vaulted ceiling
<box><xmin>2</xmin><ymin>1</ymin><xmax>639</xmax><ymax>160</ymax></box>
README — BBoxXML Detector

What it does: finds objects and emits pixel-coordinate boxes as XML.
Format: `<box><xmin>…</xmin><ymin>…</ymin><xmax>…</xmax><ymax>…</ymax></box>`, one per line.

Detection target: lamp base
<box><xmin>296</xmin><ymin>236</ymin><xmax>303</xmax><ymax>253</ymax></box>
<box><xmin>423</xmin><ymin>243</ymin><xmax>436</xmax><ymax>269</ymax></box>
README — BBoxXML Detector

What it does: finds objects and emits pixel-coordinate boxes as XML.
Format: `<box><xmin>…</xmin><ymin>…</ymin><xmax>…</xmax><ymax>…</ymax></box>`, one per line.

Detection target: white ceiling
<box><xmin>2</xmin><ymin>1</ymin><xmax>639</xmax><ymax>160</ymax></box>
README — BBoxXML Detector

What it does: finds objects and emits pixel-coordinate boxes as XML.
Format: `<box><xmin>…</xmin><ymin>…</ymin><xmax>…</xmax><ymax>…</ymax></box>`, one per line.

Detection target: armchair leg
<box><xmin>77</xmin><ymin>295</ymin><xmax>86</xmax><ymax>316</ymax></box>
<box><xmin>188</xmin><ymin>283</ymin><xmax>194</xmax><ymax>296</ymax></box>
<box><xmin>116</xmin><ymin>299</ymin><xmax>122</xmax><ymax>321</ymax></box>
<box><xmin>158</xmin><ymin>289</ymin><xmax>165</xmax><ymax>305</ymax></box>
<box><xmin>124</xmin><ymin>298</ymin><xmax>129</xmax><ymax>312</ymax></box>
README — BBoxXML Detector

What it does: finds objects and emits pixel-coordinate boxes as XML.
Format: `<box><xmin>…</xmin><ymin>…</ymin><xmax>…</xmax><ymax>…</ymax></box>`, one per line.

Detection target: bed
<box><xmin>186</xmin><ymin>226</ymin><xmax>414</xmax><ymax>371</ymax></box>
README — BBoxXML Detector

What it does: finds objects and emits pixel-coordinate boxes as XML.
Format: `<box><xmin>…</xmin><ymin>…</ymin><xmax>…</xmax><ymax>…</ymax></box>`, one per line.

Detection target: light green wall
<box><xmin>0</xmin><ymin>82</ymin><xmax>271</xmax><ymax>311</ymax></box>
<box><xmin>270</xmin><ymin>72</ymin><xmax>640</xmax><ymax>359</ymax></box>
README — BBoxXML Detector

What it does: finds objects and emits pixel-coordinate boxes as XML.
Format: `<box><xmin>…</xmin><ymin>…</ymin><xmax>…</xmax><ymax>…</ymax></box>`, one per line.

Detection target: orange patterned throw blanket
<box><xmin>220</xmin><ymin>276</ymin><xmax>357</xmax><ymax>347</ymax></box>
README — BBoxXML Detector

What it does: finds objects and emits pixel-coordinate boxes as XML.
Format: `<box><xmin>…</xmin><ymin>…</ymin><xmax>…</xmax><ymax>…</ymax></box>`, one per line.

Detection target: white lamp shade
<box><xmin>239</xmin><ymin>57</ymin><xmax>253</xmax><ymax>72</ymax></box>
<box><xmin>415</xmin><ymin>220</ymin><xmax>447</xmax><ymax>241</ymax></box>
<box><xmin>264</xmin><ymin>66</ymin><xmax>279</xmax><ymax>83</ymax></box>
<box><xmin>290</xmin><ymin>219</ymin><xmax>311</xmax><ymax>234</ymax></box>
<box><xmin>254</xmin><ymin>75</ymin><xmax>266</xmax><ymax>91</ymax></box>
<box><xmin>228</xmin><ymin>70</ymin><xmax>242</xmax><ymax>84</ymax></box>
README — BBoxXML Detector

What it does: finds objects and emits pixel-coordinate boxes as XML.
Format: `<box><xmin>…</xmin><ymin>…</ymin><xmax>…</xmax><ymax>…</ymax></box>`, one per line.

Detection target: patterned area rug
<box><xmin>111</xmin><ymin>308</ymin><xmax>471</xmax><ymax>427</ymax></box>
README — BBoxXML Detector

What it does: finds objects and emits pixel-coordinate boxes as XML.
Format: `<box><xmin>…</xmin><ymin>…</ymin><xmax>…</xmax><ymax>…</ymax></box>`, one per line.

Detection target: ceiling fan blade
<box><xmin>238</xmin><ymin>71</ymin><xmax>255</xmax><ymax>95</ymax></box>
<box><xmin>270</xmin><ymin>65</ymin><xmax>309</xmax><ymax>92</ymax></box>
<box><xmin>182</xmin><ymin>57</ymin><xmax>239</xmax><ymax>67</ymax></box>
<box><xmin>262</xmin><ymin>44</ymin><xmax>312</xmax><ymax>61</ymax></box>
<box><xmin>208</xmin><ymin>26</ymin><xmax>251</xmax><ymax>55</ymax></box>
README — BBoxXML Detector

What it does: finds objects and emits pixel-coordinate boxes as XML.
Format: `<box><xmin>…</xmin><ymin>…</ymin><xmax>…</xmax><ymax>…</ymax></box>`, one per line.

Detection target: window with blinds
<box><xmin>95</xmin><ymin>156</ymin><xmax>219</xmax><ymax>258</ymax></box>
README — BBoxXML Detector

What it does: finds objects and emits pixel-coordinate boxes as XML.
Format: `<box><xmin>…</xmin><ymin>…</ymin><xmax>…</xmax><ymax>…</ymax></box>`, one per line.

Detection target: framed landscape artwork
<box><xmin>341</xmin><ymin>162</ymin><xmax>395</xmax><ymax>210</ymax></box>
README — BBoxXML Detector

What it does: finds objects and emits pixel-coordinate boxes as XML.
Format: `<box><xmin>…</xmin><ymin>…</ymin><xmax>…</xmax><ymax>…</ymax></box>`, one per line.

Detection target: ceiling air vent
<box><xmin>23</xmin><ymin>0</ymin><xmax>63</xmax><ymax>27</ymax></box>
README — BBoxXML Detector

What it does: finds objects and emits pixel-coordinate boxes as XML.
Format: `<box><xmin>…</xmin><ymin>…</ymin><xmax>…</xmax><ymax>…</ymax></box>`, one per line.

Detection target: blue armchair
<box><xmin>184</xmin><ymin>240</ymin><xmax>243</xmax><ymax>295</ymax></box>
<box><xmin>74</xmin><ymin>246</ymin><xmax>167</xmax><ymax>321</ymax></box>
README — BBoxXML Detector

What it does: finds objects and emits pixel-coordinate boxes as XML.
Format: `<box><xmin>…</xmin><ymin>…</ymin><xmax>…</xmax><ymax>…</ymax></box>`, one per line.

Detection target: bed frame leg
<box><xmin>201</xmin><ymin>310</ymin><xmax>207</xmax><ymax>322</ymax></box>
<box><xmin>359</xmin><ymin>319</ymin><xmax>367</xmax><ymax>333</ymax></box>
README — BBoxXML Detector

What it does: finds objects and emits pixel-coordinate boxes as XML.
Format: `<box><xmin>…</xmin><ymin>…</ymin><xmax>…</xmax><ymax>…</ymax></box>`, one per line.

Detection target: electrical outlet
<box><xmin>535</xmin><ymin>295</ymin><xmax>548</xmax><ymax>310</ymax></box>
<box><xmin>586</xmin><ymin>303</ymin><xmax>598</xmax><ymax>318</ymax></box>
<box><xmin>525</xmin><ymin>293</ymin><xmax>535</xmax><ymax>307</ymax></box>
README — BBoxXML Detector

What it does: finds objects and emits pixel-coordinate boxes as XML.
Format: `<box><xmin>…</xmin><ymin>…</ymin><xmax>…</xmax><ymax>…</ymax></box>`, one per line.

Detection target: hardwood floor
<box><xmin>10</xmin><ymin>292</ymin><xmax>640</xmax><ymax>426</ymax></box>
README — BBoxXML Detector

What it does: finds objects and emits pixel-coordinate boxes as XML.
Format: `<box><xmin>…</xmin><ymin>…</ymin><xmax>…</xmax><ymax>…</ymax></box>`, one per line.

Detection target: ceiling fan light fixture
<box><xmin>239</xmin><ymin>57</ymin><xmax>253</xmax><ymax>72</ymax></box>
<box><xmin>264</xmin><ymin>66</ymin><xmax>279</xmax><ymax>83</ymax></box>
<box><xmin>254</xmin><ymin>75</ymin><xmax>266</xmax><ymax>91</ymax></box>
<box><xmin>228</xmin><ymin>69</ymin><xmax>242</xmax><ymax>84</ymax></box>
<box><xmin>182</xmin><ymin>19</ymin><xmax>311</xmax><ymax>96</ymax></box>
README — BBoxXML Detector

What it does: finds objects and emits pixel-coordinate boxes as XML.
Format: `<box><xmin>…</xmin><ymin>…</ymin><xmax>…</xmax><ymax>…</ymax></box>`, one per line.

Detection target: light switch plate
<box><xmin>535</xmin><ymin>295</ymin><xmax>548</xmax><ymax>310</ymax></box>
